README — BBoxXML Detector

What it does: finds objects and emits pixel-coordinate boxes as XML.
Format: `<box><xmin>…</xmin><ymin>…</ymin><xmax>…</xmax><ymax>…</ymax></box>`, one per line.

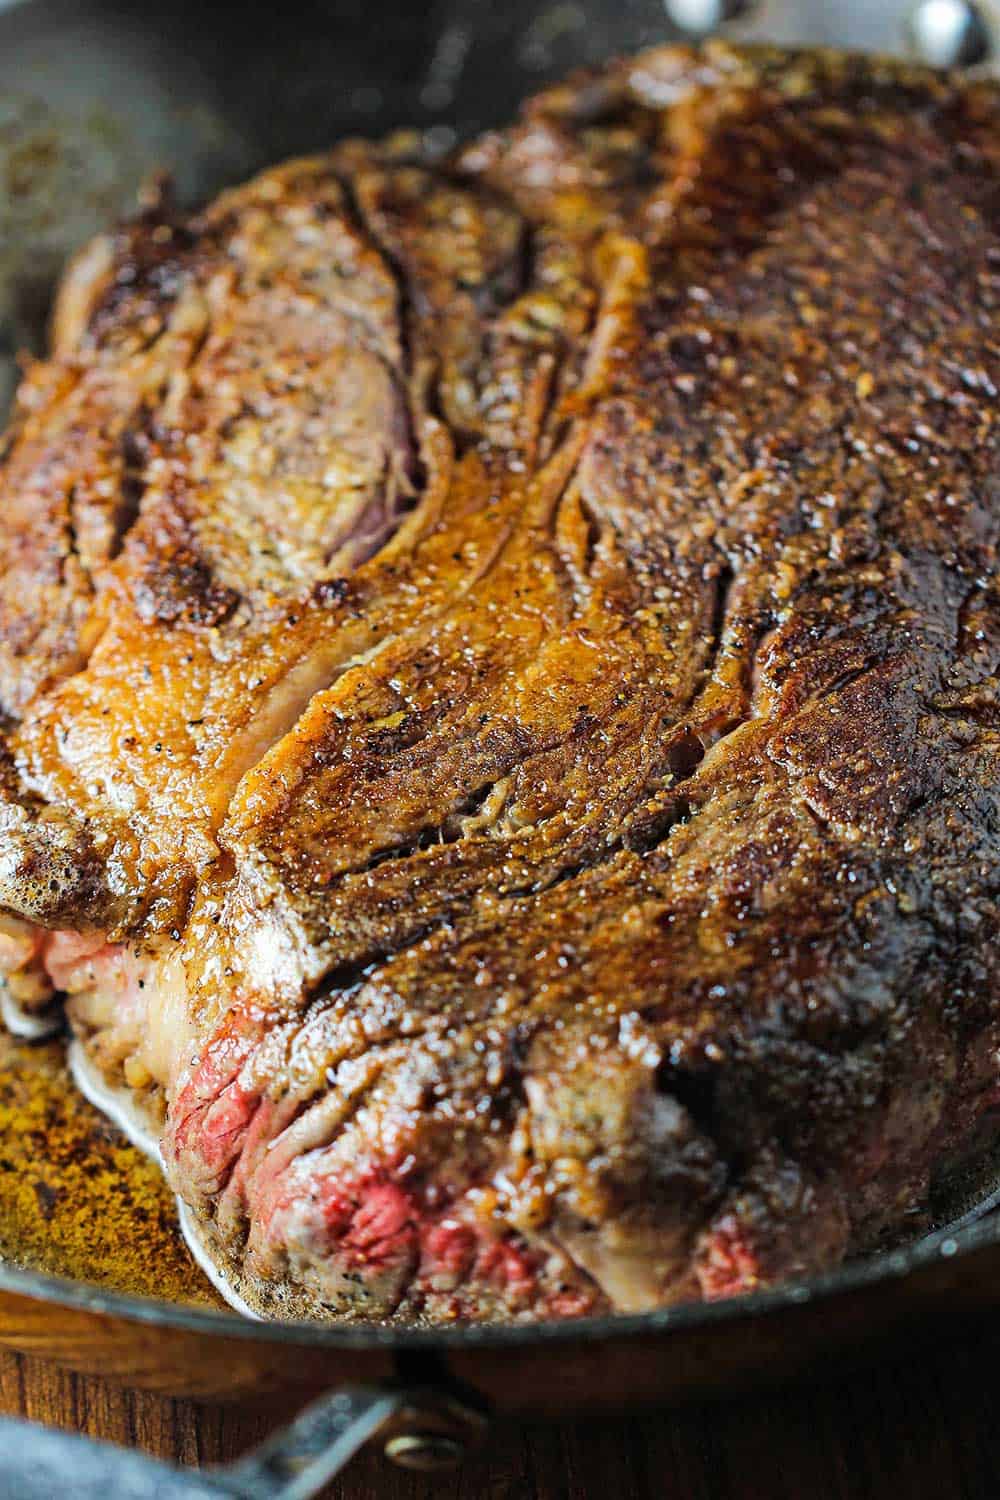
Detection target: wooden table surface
<box><xmin>2</xmin><ymin>1323</ymin><xmax>999</xmax><ymax>1500</ymax></box>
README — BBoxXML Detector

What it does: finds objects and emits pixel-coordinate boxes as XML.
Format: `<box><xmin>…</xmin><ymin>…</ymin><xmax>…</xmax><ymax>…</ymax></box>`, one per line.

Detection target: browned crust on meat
<box><xmin>2</xmin><ymin>43</ymin><xmax>1000</xmax><ymax>1320</ymax></box>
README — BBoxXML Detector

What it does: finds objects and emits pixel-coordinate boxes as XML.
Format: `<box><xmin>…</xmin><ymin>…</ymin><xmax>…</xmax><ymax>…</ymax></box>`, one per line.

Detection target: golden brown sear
<box><xmin>0</xmin><ymin>44</ymin><xmax>998</xmax><ymax>1322</ymax></box>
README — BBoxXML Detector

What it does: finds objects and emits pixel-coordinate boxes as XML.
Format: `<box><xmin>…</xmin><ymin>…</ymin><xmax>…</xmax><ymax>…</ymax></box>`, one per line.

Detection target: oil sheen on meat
<box><xmin>0</xmin><ymin>43</ymin><xmax>999</xmax><ymax>1322</ymax></box>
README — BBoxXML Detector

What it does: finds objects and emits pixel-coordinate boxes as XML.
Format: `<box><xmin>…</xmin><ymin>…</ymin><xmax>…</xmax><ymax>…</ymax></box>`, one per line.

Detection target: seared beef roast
<box><xmin>0</xmin><ymin>43</ymin><xmax>999</xmax><ymax>1321</ymax></box>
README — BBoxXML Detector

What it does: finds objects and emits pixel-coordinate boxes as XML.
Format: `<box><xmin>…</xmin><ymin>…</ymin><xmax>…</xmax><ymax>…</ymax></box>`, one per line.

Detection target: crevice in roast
<box><xmin>358</xmin><ymin>778</ymin><xmax>513</xmax><ymax>875</ymax></box>
<box><xmin>705</xmin><ymin>561</ymin><xmax>735</xmax><ymax>682</ymax></box>
<box><xmin>111</xmin><ymin>427</ymin><xmax>151</xmax><ymax>560</ymax></box>
<box><xmin>652</xmin><ymin>1055</ymin><xmax>752</xmax><ymax>1191</ymax></box>
<box><xmin>332</xmin><ymin>164</ymin><xmax>426</xmax><ymax>416</ymax></box>
<box><xmin>61</xmin><ymin>484</ymin><xmax>84</xmax><ymax>593</ymax></box>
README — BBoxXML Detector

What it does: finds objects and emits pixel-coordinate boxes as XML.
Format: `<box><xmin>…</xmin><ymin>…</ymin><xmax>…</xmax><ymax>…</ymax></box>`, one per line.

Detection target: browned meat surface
<box><xmin>1</xmin><ymin>42</ymin><xmax>999</xmax><ymax>1322</ymax></box>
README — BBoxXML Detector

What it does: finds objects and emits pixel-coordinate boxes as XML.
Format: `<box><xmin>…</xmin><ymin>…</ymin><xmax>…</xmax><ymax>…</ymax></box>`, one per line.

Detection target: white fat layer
<box><xmin>135</xmin><ymin>947</ymin><xmax>191</xmax><ymax>1090</ymax></box>
<box><xmin>175</xmin><ymin>1200</ymin><xmax>260</xmax><ymax>1321</ymax></box>
<box><xmin>0</xmin><ymin>985</ymin><xmax>61</xmax><ymax>1041</ymax></box>
<box><xmin>69</xmin><ymin>1038</ymin><xmax>257</xmax><ymax>1321</ymax></box>
<box><xmin>67</xmin><ymin>1038</ymin><xmax>163</xmax><ymax>1167</ymax></box>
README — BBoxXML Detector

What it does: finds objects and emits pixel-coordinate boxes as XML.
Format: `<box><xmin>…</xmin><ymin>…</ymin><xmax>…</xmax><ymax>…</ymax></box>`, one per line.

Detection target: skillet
<box><xmin>1</xmin><ymin>0</ymin><xmax>1000</xmax><ymax>1488</ymax></box>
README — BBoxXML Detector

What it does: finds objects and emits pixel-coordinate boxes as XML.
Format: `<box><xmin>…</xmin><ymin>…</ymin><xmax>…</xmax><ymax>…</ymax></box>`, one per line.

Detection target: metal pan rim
<box><xmin>0</xmin><ymin>1209</ymin><xmax>994</xmax><ymax>1353</ymax></box>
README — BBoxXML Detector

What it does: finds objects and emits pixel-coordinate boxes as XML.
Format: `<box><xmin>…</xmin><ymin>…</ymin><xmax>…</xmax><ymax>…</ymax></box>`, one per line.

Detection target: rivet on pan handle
<box><xmin>0</xmin><ymin>1380</ymin><xmax>490</xmax><ymax>1498</ymax></box>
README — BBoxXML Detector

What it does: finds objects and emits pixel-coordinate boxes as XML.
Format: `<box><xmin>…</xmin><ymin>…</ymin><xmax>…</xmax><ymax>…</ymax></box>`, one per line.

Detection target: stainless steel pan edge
<box><xmin>0</xmin><ymin>1205</ymin><xmax>993</xmax><ymax>1355</ymax></box>
<box><xmin>2</xmin><ymin>0</ymin><xmax>1000</xmax><ymax>1487</ymax></box>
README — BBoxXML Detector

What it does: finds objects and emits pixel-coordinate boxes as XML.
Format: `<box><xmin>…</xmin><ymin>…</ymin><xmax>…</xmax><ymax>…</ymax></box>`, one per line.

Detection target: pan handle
<box><xmin>0</xmin><ymin>1379</ymin><xmax>489</xmax><ymax>1498</ymax></box>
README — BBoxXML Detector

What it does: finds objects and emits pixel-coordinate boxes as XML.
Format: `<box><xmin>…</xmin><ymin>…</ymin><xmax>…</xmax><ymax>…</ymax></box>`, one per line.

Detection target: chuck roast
<box><xmin>1</xmin><ymin>43</ymin><xmax>999</xmax><ymax>1321</ymax></box>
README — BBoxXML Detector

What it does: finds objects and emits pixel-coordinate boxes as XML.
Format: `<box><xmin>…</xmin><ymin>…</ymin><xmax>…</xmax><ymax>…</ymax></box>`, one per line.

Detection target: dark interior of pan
<box><xmin>3</xmin><ymin>0</ymin><xmax>1000</xmax><ymax>1342</ymax></box>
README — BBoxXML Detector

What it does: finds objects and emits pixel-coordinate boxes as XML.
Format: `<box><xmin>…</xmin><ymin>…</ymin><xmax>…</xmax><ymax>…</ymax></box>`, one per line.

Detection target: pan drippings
<box><xmin>0</xmin><ymin>1034</ymin><xmax>221</xmax><ymax>1307</ymax></box>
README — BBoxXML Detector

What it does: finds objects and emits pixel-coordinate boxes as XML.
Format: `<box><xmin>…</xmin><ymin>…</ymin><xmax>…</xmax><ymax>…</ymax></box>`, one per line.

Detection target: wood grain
<box><xmin>2</xmin><ymin>1329</ymin><xmax>999</xmax><ymax>1499</ymax></box>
